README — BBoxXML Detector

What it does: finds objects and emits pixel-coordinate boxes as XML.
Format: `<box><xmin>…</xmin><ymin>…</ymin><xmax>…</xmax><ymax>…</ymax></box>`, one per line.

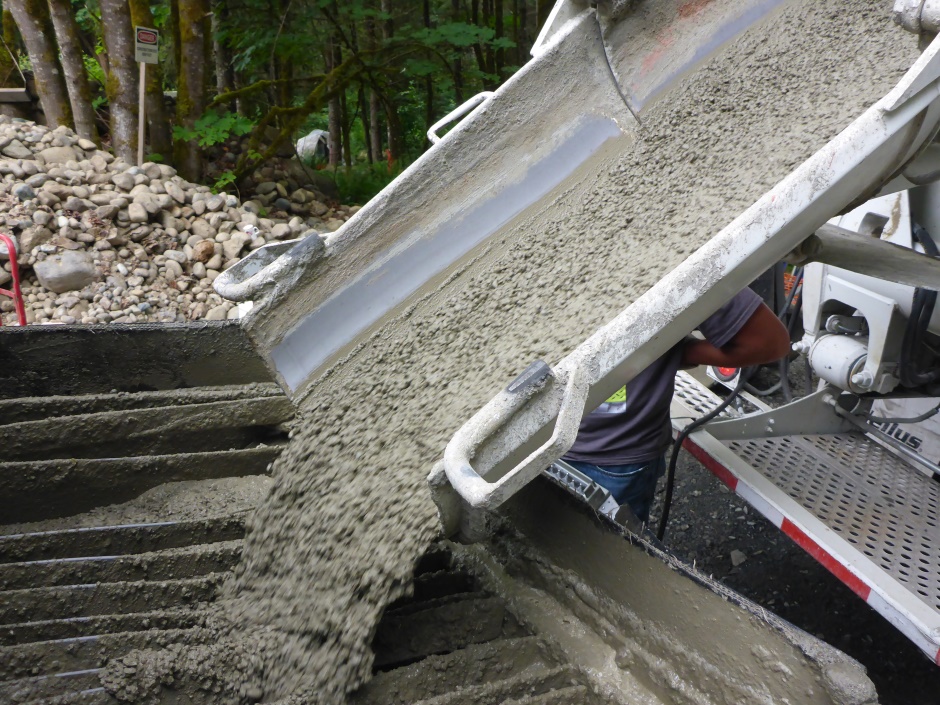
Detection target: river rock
<box><xmin>32</xmin><ymin>210</ymin><xmax>52</xmax><ymax>226</ymax></box>
<box><xmin>205</xmin><ymin>303</ymin><xmax>229</xmax><ymax>321</ymax></box>
<box><xmin>112</xmin><ymin>173</ymin><xmax>135</xmax><ymax>191</ymax></box>
<box><xmin>270</xmin><ymin>223</ymin><xmax>292</xmax><ymax>240</ymax></box>
<box><xmin>128</xmin><ymin>202</ymin><xmax>148</xmax><ymax>223</ymax></box>
<box><xmin>192</xmin><ymin>239</ymin><xmax>215</xmax><ymax>263</ymax></box>
<box><xmin>13</xmin><ymin>183</ymin><xmax>35</xmax><ymax>201</ymax></box>
<box><xmin>33</xmin><ymin>250</ymin><xmax>98</xmax><ymax>293</ymax></box>
<box><xmin>39</xmin><ymin>146</ymin><xmax>79</xmax><ymax>164</ymax></box>
<box><xmin>166</xmin><ymin>181</ymin><xmax>186</xmax><ymax>204</ymax></box>
<box><xmin>3</xmin><ymin>140</ymin><xmax>32</xmax><ymax>159</ymax></box>
<box><xmin>222</xmin><ymin>235</ymin><xmax>248</xmax><ymax>261</ymax></box>
<box><xmin>19</xmin><ymin>226</ymin><xmax>53</xmax><ymax>252</ymax></box>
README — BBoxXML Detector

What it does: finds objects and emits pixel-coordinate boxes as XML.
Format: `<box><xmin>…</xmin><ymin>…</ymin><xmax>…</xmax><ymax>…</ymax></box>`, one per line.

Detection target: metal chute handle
<box><xmin>427</xmin><ymin>92</ymin><xmax>495</xmax><ymax>145</ymax></box>
<box><xmin>442</xmin><ymin>360</ymin><xmax>589</xmax><ymax>510</ymax></box>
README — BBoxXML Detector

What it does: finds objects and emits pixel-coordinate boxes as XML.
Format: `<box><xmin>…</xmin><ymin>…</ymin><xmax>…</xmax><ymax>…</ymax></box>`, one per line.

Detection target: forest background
<box><xmin>1</xmin><ymin>0</ymin><xmax>553</xmax><ymax>200</ymax></box>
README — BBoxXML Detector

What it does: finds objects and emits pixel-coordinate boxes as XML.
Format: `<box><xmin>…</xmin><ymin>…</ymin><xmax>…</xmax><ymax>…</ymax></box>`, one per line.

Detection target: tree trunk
<box><xmin>451</xmin><ymin>0</ymin><xmax>464</xmax><ymax>104</ymax></box>
<box><xmin>0</xmin><ymin>10</ymin><xmax>29</xmax><ymax>119</ymax></box>
<box><xmin>494</xmin><ymin>0</ymin><xmax>504</xmax><ymax>78</ymax></box>
<box><xmin>6</xmin><ymin>0</ymin><xmax>72</xmax><ymax>128</ymax></box>
<box><xmin>326</xmin><ymin>35</ymin><xmax>341</xmax><ymax>167</ymax></box>
<box><xmin>380</xmin><ymin>0</ymin><xmax>401</xmax><ymax>161</ymax></box>
<box><xmin>482</xmin><ymin>0</ymin><xmax>495</xmax><ymax>81</ymax></box>
<box><xmin>340</xmin><ymin>86</ymin><xmax>351</xmax><ymax>168</ymax></box>
<box><xmin>359</xmin><ymin>86</ymin><xmax>372</xmax><ymax>164</ymax></box>
<box><xmin>518</xmin><ymin>0</ymin><xmax>527</xmax><ymax>64</ymax></box>
<box><xmin>211</xmin><ymin>0</ymin><xmax>234</xmax><ymax>102</ymax></box>
<box><xmin>470</xmin><ymin>0</ymin><xmax>490</xmax><ymax>89</ymax></box>
<box><xmin>365</xmin><ymin>8</ymin><xmax>381</xmax><ymax>163</ymax></box>
<box><xmin>166</xmin><ymin>0</ymin><xmax>180</xmax><ymax>92</ymax></box>
<box><xmin>369</xmin><ymin>88</ymin><xmax>381</xmax><ymax>164</ymax></box>
<box><xmin>423</xmin><ymin>0</ymin><xmax>433</xmax><ymax>146</ymax></box>
<box><xmin>175</xmin><ymin>0</ymin><xmax>211</xmax><ymax>180</ymax></box>
<box><xmin>98</xmin><ymin>0</ymin><xmax>139</xmax><ymax>162</ymax></box>
<box><xmin>128</xmin><ymin>0</ymin><xmax>173</xmax><ymax>161</ymax></box>
<box><xmin>46</xmin><ymin>0</ymin><xmax>98</xmax><ymax>140</ymax></box>
<box><xmin>384</xmin><ymin>98</ymin><xmax>402</xmax><ymax>165</ymax></box>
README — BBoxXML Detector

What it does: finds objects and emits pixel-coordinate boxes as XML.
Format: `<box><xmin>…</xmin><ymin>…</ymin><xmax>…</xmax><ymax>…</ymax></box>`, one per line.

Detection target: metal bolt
<box><xmin>851</xmin><ymin>371</ymin><xmax>874</xmax><ymax>389</ymax></box>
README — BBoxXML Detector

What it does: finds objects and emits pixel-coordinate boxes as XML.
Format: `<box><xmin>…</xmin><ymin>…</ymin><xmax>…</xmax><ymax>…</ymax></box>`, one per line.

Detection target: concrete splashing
<box><xmin>102</xmin><ymin>2</ymin><xmax>918</xmax><ymax>702</ymax></box>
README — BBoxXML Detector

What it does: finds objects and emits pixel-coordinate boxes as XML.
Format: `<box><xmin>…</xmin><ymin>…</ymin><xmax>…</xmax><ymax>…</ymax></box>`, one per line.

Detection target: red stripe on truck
<box><xmin>682</xmin><ymin>438</ymin><xmax>739</xmax><ymax>491</ymax></box>
<box><xmin>781</xmin><ymin>518</ymin><xmax>872</xmax><ymax>600</ymax></box>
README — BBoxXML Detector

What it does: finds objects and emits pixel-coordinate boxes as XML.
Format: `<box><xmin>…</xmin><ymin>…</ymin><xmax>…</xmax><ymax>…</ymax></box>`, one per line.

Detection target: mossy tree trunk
<box><xmin>451</xmin><ymin>0</ymin><xmax>464</xmax><ymax>104</ymax></box>
<box><xmin>365</xmin><ymin>9</ymin><xmax>381</xmax><ymax>164</ymax></box>
<box><xmin>380</xmin><ymin>0</ymin><xmax>402</xmax><ymax>162</ymax></box>
<box><xmin>174</xmin><ymin>0</ymin><xmax>211</xmax><ymax>181</ymax></box>
<box><xmin>326</xmin><ymin>36</ymin><xmax>341</xmax><ymax>167</ymax></box>
<box><xmin>0</xmin><ymin>10</ymin><xmax>30</xmax><ymax>119</ymax></box>
<box><xmin>211</xmin><ymin>0</ymin><xmax>234</xmax><ymax>108</ymax></box>
<box><xmin>127</xmin><ymin>0</ymin><xmax>173</xmax><ymax>162</ymax></box>
<box><xmin>6</xmin><ymin>0</ymin><xmax>72</xmax><ymax>128</ymax></box>
<box><xmin>46</xmin><ymin>0</ymin><xmax>98</xmax><ymax>142</ymax></box>
<box><xmin>98</xmin><ymin>0</ymin><xmax>138</xmax><ymax>162</ymax></box>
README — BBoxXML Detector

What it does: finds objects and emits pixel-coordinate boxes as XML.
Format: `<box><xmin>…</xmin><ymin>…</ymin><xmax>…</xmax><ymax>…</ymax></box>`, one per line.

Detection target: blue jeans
<box><xmin>566</xmin><ymin>456</ymin><xmax>666</xmax><ymax>523</ymax></box>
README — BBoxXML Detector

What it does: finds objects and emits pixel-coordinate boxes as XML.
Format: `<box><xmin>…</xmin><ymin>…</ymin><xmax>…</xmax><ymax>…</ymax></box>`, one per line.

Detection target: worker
<box><xmin>562</xmin><ymin>288</ymin><xmax>791</xmax><ymax>523</ymax></box>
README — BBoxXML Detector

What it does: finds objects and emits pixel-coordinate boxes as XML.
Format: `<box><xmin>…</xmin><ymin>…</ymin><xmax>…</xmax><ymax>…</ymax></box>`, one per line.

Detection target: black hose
<box><xmin>657</xmin><ymin>368</ymin><xmax>751</xmax><ymax>541</ymax></box>
<box><xmin>900</xmin><ymin>225</ymin><xmax>940</xmax><ymax>387</ymax></box>
<box><xmin>742</xmin><ymin>271</ymin><xmax>803</xmax><ymax>399</ymax></box>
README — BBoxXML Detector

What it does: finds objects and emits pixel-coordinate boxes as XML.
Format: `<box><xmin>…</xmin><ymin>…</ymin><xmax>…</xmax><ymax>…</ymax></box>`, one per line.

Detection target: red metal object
<box><xmin>0</xmin><ymin>233</ymin><xmax>26</xmax><ymax>326</ymax></box>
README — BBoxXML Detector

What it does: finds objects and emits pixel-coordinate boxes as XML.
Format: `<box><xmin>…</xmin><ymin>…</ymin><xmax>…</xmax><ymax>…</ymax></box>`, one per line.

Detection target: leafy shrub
<box><xmin>323</xmin><ymin>162</ymin><xmax>406</xmax><ymax>206</ymax></box>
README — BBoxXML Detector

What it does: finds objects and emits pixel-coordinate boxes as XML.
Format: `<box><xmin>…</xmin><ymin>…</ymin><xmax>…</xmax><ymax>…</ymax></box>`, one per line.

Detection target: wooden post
<box><xmin>137</xmin><ymin>61</ymin><xmax>146</xmax><ymax>166</ymax></box>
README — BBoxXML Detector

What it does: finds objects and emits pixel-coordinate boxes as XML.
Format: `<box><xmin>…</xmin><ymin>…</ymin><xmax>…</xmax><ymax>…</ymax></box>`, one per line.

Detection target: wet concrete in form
<box><xmin>0</xmin><ymin>337</ymin><xmax>292</xmax><ymax>705</ymax></box>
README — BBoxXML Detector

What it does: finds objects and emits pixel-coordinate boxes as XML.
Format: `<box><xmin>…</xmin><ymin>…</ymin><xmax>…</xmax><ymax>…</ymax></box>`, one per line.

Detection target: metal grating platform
<box><xmin>673</xmin><ymin>372</ymin><xmax>940</xmax><ymax>664</ymax></box>
<box><xmin>729</xmin><ymin>434</ymin><xmax>940</xmax><ymax>611</ymax></box>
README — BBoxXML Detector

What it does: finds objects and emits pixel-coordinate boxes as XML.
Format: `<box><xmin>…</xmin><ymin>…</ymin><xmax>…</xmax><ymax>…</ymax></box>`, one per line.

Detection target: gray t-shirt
<box><xmin>564</xmin><ymin>288</ymin><xmax>762</xmax><ymax>465</ymax></box>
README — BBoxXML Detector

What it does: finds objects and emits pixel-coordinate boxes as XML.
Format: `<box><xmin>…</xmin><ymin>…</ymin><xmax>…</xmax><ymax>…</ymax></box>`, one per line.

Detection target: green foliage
<box><xmin>213</xmin><ymin>170</ymin><xmax>238</xmax><ymax>193</ymax></box>
<box><xmin>415</xmin><ymin>22</ymin><xmax>495</xmax><ymax>48</ymax></box>
<box><xmin>323</xmin><ymin>162</ymin><xmax>405</xmax><ymax>206</ymax></box>
<box><xmin>82</xmin><ymin>54</ymin><xmax>104</xmax><ymax>87</ymax></box>
<box><xmin>173</xmin><ymin>110</ymin><xmax>255</xmax><ymax>148</ymax></box>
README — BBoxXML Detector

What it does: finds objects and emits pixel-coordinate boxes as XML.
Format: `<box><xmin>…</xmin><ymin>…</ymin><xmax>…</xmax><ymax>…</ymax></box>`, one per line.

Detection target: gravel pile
<box><xmin>0</xmin><ymin>117</ymin><xmax>358</xmax><ymax>326</ymax></box>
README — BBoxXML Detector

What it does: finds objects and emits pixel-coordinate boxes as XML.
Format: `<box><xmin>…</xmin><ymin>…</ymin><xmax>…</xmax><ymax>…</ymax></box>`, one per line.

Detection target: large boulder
<box><xmin>34</xmin><ymin>250</ymin><xmax>98</xmax><ymax>293</ymax></box>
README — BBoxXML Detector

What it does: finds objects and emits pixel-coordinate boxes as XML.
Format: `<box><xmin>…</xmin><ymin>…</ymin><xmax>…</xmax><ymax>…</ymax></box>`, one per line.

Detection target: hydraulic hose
<box><xmin>900</xmin><ymin>225</ymin><xmax>940</xmax><ymax>388</ymax></box>
<box><xmin>657</xmin><ymin>269</ymin><xmax>800</xmax><ymax>541</ymax></box>
<box><xmin>657</xmin><ymin>368</ymin><xmax>751</xmax><ymax>541</ymax></box>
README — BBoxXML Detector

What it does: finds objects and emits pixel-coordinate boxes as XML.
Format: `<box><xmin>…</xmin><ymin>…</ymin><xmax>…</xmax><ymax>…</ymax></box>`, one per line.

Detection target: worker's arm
<box><xmin>681</xmin><ymin>302</ymin><xmax>790</xmax><ymax>368</ymax></box>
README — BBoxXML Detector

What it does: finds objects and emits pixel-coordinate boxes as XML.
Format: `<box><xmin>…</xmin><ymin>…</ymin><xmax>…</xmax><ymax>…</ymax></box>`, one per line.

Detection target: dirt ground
<box><xmin>652</xmin><ymin>368</ymin><xmax>940</xmax><ymax>705</ymax></box>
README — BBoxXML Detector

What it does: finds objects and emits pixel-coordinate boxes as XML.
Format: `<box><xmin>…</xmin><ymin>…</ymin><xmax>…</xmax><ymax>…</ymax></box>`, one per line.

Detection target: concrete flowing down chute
<box><xmin>215</xmin><ymin>1</ymin><xmax>940</xmax><ymax>522</ymax></box>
